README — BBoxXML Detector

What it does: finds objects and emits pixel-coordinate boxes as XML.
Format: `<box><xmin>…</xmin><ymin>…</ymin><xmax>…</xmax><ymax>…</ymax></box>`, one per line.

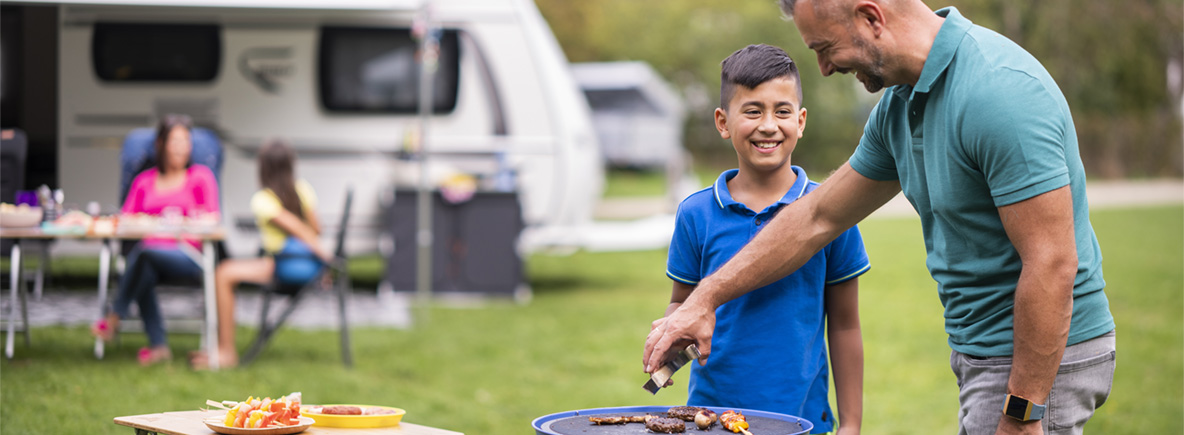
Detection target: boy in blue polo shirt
<box><xmin>659</xmin><ymin>44</ymin><xmax>868</xmax><ymax>434</ymax></box>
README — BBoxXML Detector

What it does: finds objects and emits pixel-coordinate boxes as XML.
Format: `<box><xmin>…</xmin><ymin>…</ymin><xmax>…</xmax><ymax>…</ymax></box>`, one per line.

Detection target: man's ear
<box><xmin>715</xmin><ymin>107</ymin><xmax>731</xmax><ymax>139</ymax></box>
<box><xmin>854</xmin><ymin>1</ymin><xmax>886</xmax><ymax>37</ymax></box>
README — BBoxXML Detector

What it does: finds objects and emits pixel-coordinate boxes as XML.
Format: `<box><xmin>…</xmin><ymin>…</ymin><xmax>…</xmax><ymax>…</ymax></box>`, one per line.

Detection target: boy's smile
<box><xmin>715</xmin><ymin>77</ymin><xmax>807</xmax><ymax>175</ymax></box>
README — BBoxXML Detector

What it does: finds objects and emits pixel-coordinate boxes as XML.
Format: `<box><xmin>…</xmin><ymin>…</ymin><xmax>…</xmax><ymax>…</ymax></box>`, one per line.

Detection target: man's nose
<box><xmin>817</xmin><ymin>55</ymin><xmax>835</xmax><ymax>77</ymax></box>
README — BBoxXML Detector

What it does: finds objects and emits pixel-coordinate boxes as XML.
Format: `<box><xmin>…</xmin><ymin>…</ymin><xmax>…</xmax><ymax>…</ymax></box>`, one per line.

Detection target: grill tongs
<box><xmin>643</xmin><ymin>344</ymin><xmax>701</xmax><ymax>394</ymax></box>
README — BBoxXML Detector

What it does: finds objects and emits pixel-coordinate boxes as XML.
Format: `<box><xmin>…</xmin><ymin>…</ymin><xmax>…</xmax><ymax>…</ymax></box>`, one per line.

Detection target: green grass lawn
<box><xmin>1</xmin><ymin>206</ymin><xmax>1180</xmax><ymax>434</ymax></box>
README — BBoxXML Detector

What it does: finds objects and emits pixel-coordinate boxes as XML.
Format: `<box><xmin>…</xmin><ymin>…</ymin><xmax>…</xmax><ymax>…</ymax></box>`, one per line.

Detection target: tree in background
<box><xmin>537</xmin><ymin>0</ymin><xmax>1183</xmax><ymax>179</ymax></box>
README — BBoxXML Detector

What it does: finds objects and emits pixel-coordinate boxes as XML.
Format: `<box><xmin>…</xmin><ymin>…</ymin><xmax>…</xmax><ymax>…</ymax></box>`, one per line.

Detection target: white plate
<box><xmin>203</xmin><ymin>416</ymin><xmax>314</xmax><ymax>435</ymax></box>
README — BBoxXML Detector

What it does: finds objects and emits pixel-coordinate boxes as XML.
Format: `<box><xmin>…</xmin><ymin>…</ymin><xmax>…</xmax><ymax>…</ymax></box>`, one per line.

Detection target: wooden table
<box><xmin>114</xmin><ymin>410</ymin><xmax>463</xmax><ymax>435</ymax></box>
<box><xmin>0</xmin><ymin>226</ymin><xmax>226</xmax><ymax>368</ymax></box>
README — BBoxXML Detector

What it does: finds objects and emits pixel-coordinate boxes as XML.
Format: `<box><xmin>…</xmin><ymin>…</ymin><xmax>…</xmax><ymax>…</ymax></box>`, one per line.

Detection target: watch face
<box><xmin>1006</xmin><ymin>396</ymin><xmax>1030</xmax><ymax>418</ymax></box>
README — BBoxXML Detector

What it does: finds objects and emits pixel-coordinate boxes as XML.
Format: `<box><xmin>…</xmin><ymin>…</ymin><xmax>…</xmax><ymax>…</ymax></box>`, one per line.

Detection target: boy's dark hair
<box><xmin>720</xmin><ymin>44</ymin><xmax>803</xmax><ymax>110</ymax></box>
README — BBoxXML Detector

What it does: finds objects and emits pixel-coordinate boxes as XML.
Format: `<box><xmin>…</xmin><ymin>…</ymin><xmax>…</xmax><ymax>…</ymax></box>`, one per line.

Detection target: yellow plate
<box><xmin>300</xmin><ymin>405</ymin><xmax>405</xmax><ymax>428</ymax></box>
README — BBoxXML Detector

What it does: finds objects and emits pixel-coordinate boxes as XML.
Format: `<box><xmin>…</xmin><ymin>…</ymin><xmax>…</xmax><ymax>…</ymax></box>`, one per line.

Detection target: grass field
<box><xmin>0</xmin><ymin>206</ymin><xmax>1180</xmax><ymax>434</ymax></box>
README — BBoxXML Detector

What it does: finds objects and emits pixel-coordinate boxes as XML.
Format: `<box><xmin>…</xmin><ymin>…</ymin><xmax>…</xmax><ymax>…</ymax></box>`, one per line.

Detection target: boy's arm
<box><xmin>652</xmin><ymin>282</ymin><xmax>695</xmax><ymax>334</ymax></box>
<box><xmin>826</xmin><ymin>277</ymin><xmax>863</xmax><ymax>435</ymax></box>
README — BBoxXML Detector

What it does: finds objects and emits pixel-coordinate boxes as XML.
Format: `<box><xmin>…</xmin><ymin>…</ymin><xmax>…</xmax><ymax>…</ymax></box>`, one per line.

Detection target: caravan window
<box><xmin>318</xmin><ymin>27</ymin><xmax>460</xmax><ymax>113</ymax></box>
<box><xmin>92</xmin><ymin>23</ymin><xmax>221</xmax><ymax>82</ymax></box>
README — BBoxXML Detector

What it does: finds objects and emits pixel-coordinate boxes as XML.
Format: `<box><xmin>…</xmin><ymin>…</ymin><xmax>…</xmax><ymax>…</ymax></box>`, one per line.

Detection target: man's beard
<box><xmin>851</xmin><ymin>35</ymin><xmax>888</xmax><ymax>93</ymax></box>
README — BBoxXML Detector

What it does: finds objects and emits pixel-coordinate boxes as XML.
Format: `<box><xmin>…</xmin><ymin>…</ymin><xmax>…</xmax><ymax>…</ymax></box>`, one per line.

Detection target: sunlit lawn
<box><xmin>0</xmin><ymin>206</ymin><xmax>1180</xmax><ymax>434</ymax></box>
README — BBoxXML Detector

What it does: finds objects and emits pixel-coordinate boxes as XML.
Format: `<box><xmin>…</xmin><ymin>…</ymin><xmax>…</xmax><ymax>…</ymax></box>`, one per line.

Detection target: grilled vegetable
<box><xmin>694</xmin><ymin>409</ymin><xmax>718</xmax><ymax>429</ymax></box>
<box><xmin>720</xmin><ymin>410</ymin><xmax>752</xmax><ymax>435</ymax></box>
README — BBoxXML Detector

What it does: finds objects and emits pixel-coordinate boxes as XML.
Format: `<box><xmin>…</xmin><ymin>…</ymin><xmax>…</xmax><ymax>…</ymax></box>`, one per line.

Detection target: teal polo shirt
<box><xmin>848</xmin><ymin>7</ymin><xmax>1113</xmax><ymax>357</ymax></box>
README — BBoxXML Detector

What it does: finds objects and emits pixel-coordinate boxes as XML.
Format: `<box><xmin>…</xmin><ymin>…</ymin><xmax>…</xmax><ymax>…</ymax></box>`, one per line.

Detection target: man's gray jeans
<box><xmin>951</xmin><ymin>330</ymin><xmax>1117</xmax><ymax>434</ymax></box>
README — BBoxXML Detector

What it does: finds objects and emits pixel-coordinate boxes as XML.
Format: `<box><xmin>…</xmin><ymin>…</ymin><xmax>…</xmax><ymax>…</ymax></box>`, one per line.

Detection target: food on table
<box><xmin>587</xmin><ymin>414</ymin><xmax>651</xmax><ymax>425</ymax></box>
<box><xmin>694</xmin><ymin>409</ymin><xmax>718</xmax><ymax>429</ymax></box>
<box><xmin>0</xmin><ymin>203</ymin><xmax>32</xmax><ymax>212</ymax></box>
<box><xmin>645</xmin><ymin>416</ymin><xmax>686</xmax><ymax>433</ymax></box>
<box><xmin>362</xmin><ymin>407</ymin><xmax>400</xmax><ymax>416</ymax></box>
<box><xmin>0</xmin><ymin>203</ymin><xmax>41</xmax><ymax>228</ymax></box>
<box><xmin>720</xmin><ymin>410</ymin><xmax>752</xmax><ymax>434</ymax></box>
<box><xmin>216</xmin><ymin>392</ymin><xmax>303</xmax><ymax>429</ymax></box>
<box><xmin>91</xmin><ymin>216</ymin><xmax>116</xmax><ymax>236</ymax></box>
<box><xmin>317</xmin><ymin>405</ymin><xmax>363</xmax><ymax>415</ymax></box>
<box><xmin>54</xmin><ymin>210</ymin><xmax>93</xmax><ymax>227</ymax></box>
<box><xmin>117</xmin><ymin>213</ymin><xmax>158</xmax><ymax>233</ymax></box>
<box><xmin>667</xmin><ymin>406</ymin><xmax>706</xmax><ymax>421</ymax></box>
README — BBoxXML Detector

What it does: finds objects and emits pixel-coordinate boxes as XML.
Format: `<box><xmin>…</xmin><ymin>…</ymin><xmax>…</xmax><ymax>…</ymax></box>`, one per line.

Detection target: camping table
<box><xmin>114</xmin><ymin>410</ymin><xmax>464</xmax><ymax>435</ymax></box>
<box><xmin>0</xmin><ymin>227</ymin><xmax>226</xmax><ymax>368</ymax></box>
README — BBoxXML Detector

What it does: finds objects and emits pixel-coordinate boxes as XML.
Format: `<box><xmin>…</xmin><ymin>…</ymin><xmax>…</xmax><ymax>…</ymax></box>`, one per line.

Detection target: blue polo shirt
<box><xmin>848</xmin><ymin>7</ymin><xmax>1113</xmax><ymax>357</ymax></box>
<box><xmin>666</xmin><ymin>166</ymin><xmax>869</xmax><ymax>433</ymax></box>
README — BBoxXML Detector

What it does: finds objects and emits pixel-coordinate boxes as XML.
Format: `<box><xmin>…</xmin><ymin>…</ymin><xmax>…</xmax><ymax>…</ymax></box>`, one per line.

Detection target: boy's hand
<box><xmin>836</xmin><ymin>425</ymin><xmax>860</xmax><ymax>435</ymax></box>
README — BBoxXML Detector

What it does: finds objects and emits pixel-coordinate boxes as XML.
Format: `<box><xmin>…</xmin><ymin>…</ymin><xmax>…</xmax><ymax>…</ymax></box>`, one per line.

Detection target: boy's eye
<box><xmin>744</xmin><ymin>110</ymin><xmax>760</xmax><ymax>116</ymax></box>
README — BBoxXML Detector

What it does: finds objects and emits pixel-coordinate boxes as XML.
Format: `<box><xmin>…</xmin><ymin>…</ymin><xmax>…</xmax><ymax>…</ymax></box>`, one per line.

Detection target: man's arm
<box><xmin>644</xmin><ymin>163</ymin><xmax>900</xmax><ymax>372</ymax></box>
<box><xmin>826</xmin><ymin>278</ymin><xmax>863</xmax><ymax>435</ymax></box>
<box><xmin>995</xmin><ymin>185</ymin><xmax>1076</xmax><ymax>434</ymax></box>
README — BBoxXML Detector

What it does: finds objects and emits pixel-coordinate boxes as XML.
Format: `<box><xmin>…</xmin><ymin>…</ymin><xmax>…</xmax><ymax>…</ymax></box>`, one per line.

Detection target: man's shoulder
<box><xmin>956</xmin><ymin>25</ymin><xmax>1054</xmax><ymax>88</ymax></box>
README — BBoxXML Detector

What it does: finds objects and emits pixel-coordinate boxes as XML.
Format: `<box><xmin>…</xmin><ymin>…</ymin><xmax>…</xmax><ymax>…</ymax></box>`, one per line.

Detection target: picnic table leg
<box><xmin>7</xmin><ymin>242</ymin><xmax>20</xmax><ymax>359</ymax></box>
<box><xmin>33</xmin><ymin>240</ymin><xmax>47</xmax><ymax>301</ymax></box>
<box><xmin>18</xmin><ymin>256</ymin><xmax>29</xmax><ymax>347</ymax></box>
<box><xmin>134</xmin><ymin>429</ymin><xmax>159</xmax><ymax>435</ymax></box>
<box><xmin>95</xmin><ymin>240</ymin><xmax>111</xmax><ymax>359</ymax></box>
<box><xmin>202</xmin><ymin>240</ymin><xmax>219</xmax><ymax>370</ymax></box>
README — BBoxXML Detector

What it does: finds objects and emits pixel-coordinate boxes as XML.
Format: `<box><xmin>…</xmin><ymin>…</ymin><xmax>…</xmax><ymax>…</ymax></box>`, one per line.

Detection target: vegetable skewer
<box><xmin>720</xmin><ymin>410</ymin><xmax>753</xmax><ymax>435</ymax></box>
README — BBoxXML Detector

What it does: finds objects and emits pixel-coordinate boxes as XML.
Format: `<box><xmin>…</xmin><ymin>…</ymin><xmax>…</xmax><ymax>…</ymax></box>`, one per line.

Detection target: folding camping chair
<box><xmin>240</xmin><ymin>187</ymin><xmax>353</xmax><ymax>367</ymax></box>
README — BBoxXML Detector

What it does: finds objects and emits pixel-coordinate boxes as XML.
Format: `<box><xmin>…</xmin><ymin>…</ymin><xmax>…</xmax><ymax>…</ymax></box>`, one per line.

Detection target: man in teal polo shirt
<box><xmin>642</xmin><ymin>1</ymin><xmax>1116</xmax><ymax>434</ymax></box>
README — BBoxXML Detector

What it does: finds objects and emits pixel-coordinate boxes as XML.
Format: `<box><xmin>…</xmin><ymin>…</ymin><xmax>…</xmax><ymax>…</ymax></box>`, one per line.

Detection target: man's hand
<box><xmin>996</xmin><ymin>416</ymin><xmax>1043</xmax><ymax>434</ymax></box>
<box><xmin>643</xmin><ymin>300</ymin><xmax>715</xmax><ymax>373</ymax></box>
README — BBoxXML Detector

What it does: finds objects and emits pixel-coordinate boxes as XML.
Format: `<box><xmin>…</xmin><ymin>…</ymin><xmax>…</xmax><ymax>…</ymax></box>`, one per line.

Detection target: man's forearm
<box><xmin>685</xmin><ymin>164</ymin><xmax>898</xmax><ymax>312</ymax></box>
<box><xmin>1007</xmin><ymin>266</ymin><xmax>1074</xmax><ymax>403</ymax></box>
<box><xmin>683</xmin><ymin>192</ymin><xmax>839</xmax><ymax>312</ymax></box>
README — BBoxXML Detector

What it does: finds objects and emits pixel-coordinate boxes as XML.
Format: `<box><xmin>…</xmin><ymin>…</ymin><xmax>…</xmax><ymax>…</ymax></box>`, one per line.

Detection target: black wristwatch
<box><xmin>1002</xmin><ymin>394</ymin><xmax>1046</xmax><ymax>421</ymax></box>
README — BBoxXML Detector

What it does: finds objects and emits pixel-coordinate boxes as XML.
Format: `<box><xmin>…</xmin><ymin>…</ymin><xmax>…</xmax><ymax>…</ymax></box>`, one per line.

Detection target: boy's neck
<box><xmin>727</xmin><ymin>164</ymin><xmax>798</xmax><ymax>213</ymax></box>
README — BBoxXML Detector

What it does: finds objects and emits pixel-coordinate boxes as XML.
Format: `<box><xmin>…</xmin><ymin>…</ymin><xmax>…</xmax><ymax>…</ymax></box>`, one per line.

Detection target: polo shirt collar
<box><xmin>713</xmin><ymin>166</ymin><xmax>810</xmax><ymax>212</ymax></box>
<box><xmin>911</xmin><ymin>7</ymin><xmax>972</xmax><ymax>94</ymax></box>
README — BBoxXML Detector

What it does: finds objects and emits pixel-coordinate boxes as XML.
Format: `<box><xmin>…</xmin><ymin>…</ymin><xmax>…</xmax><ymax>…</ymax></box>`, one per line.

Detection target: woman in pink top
<box><xmin>91</xmin><ymin>114</ymin><xmax>220</xmax><ymax>365</ymax></box>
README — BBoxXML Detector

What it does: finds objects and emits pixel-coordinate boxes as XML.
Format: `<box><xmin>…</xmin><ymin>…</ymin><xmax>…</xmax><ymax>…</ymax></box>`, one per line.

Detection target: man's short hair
<box><xmin>779</xmin><ymin>0</ymin><xmax>845</xmax><ymax>20</ymax></box>
<box><xmin>778</xmin><ymin>0</ymin><xmax>800</xmax><ymax>18</ymax></box>
<box><xmin>720</xmin><ymin>44</ymin><xmax>803</xmax><ymax>110</ymax></box>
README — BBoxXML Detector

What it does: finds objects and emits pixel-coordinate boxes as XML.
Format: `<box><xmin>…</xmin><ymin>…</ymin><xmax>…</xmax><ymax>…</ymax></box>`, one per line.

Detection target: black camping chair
<box><xmin>240</xmin><ymin>187</ymin><xmax>353</xmax><ymax>367</ymax></box>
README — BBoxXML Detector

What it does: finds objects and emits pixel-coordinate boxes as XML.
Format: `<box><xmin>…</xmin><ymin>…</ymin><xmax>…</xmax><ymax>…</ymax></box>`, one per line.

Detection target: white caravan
<box><xmin>43</xmin><ymin>0</ymin><xmax>602</xmax><ymax>257</ymax></box>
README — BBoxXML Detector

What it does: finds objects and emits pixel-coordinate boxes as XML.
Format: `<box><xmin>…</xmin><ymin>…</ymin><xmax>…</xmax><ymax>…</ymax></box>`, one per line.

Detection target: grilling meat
<box><xmin>588</xmin><ymin>415</ymin><xmax>650</xmax><ymax>425</ymax></box>
<box><xmin>645</xmin><ymin>416</ymin><xmax>686</xmax><ymax>433</ymax></box>
<box><xmin>667</xmin><ymin>406</ymin><xmax>705</xmax><ymax>421</ymax></box>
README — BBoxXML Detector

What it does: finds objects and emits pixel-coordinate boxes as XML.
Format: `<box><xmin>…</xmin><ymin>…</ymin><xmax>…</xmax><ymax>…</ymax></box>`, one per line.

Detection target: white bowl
<box><xmin>0</xmin><ymin>207</ymin><xmax>43</xmax><ymax>228</ymax></box>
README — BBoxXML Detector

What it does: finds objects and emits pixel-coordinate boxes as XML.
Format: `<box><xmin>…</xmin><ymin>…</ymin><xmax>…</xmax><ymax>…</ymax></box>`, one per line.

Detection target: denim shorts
<box><xmin>950</xmin><ymin>330</ymin><xmax>1116</xmax><ymax>435</ymax></box>
<box><xmin>274</xmin><ymin>237</ymin><xmax>324</xmax><ymax>285</ymax></box>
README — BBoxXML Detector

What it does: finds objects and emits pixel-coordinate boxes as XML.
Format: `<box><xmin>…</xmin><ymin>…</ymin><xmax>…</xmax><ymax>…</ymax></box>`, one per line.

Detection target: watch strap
<box><xmin>1002</xmin><ymin>394</ymin><xmax>1046</xmax><ymax>421</ymax></box>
